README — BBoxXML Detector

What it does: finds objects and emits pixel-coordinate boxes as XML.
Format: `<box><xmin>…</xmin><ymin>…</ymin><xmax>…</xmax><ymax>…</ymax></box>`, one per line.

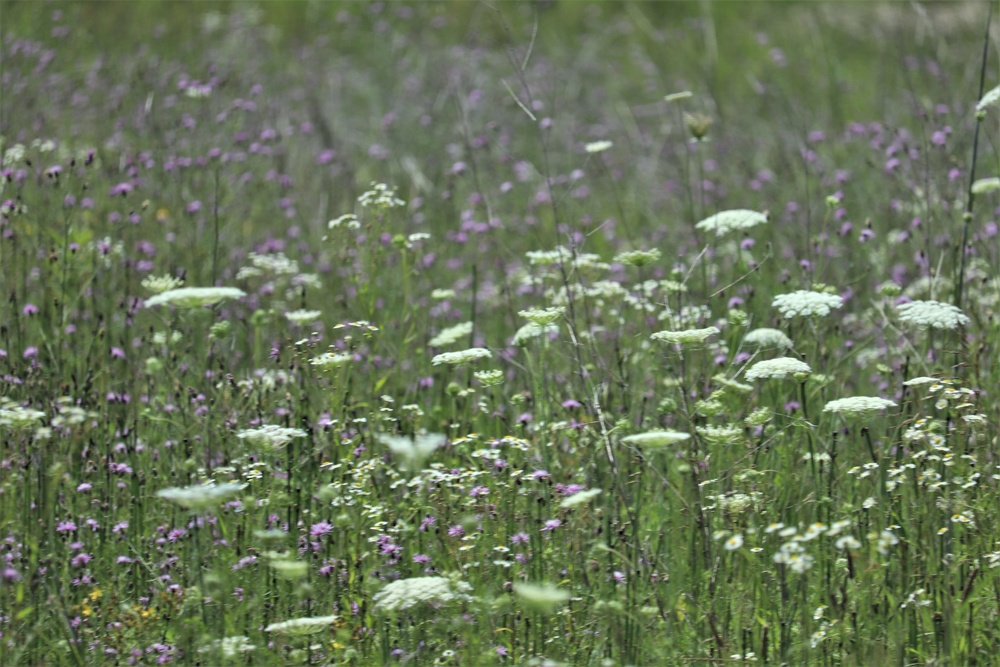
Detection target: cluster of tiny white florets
<box><xmin>771</xmin><ymin>290</ymin><xmax>844</xmax><ymax>318</ymax></box>
<box><xmin>896</xmin><ymin>300</ymin><xmax>970</xmax><ymax>330</ymax></box>
<box><xmin>823</xmin><ymin>396</ymin><xmax>898</xmax><ymax>415</ymax></box>
<box><xmin>429</xmin><ymin>321</ymin><xmax>474</xmax><ymax>348</ymax></box>
<box><xmin>744</xmin><ymin>357</ymin><xmax>811</xmax><ymax>380</ymax></box>
<box><xmin>650</xmin><ymin>326</ymin><xmax>720</xmax><ymax>345</ymax></box>
<box><xmin>0</xmin><ymin>399</ymin><xmax>46</xmax><ymax>429</ymax></box>
<box><xmin>512</xmin><ymin>323</ymin><xmax>558</xmax><ymax>347</ymax></box>
<box><xmin>742</xmin><ymin>328</ymin><xmax>794</xmax><ymax>349</ymax></box>
<box><xmin>431</xmin><ymin>347</ymin><xmax>492</xmax><ymax>366</ymax></box>
<box><xmin>141</xmin><ymin>274</ymin><xmax>185</xmax><ymax>294</ymax></box>
<box><xmin>518</xmin><ymin>307</ymin><xmax>566</xmax><ymax>326</ymax></box>
<box><xmin>621</xmin><ymin>430</ymin><xmax>691</xmax><ymax>448</ymax></box>
<box><xmin>144</xmin><ymin>286</ymin><xmax>246</xmax><ymax>309</ymax></box>
<box><xmin>285</xmin><ymin>309</ymin><xmax>322</xmax><ymax>325</ymax></box>
<box><xmin>236</xmin><ymin>425</ymin><xmax>308</xmax><ymax>448</ymax></box>
<box><xmin>264</xmin><ymin>615</ymin><xmax>340</xmax><ymax>635</ymax></box>
<box><xmin>358</xmin><ymin>182</ymin><xmax>405</xmax><ymax>210</ymax></box>
<box><xmin>372</xmin><ymin>576</ymin><xmax>472</xmax><ymax>612</ymax></box>
<box><xmin>614</xmin><ymin>248</ymin><xmax>661</xmax><ymax>267</ymax></box>
<box><xmin>695</xmin><ymin>209</ymin><xmax>768</xmax><ymax>237</ymax></box>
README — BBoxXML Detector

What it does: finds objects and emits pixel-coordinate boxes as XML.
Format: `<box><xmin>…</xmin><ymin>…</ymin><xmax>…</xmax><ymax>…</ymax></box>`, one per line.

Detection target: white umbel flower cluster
<box><xmin>373</xmin><ymin>576</ymin><xmax>473</xmax><ymax>612</ymax></box>
<box><xmin>512</xmin><ymin>323</ymin><xmax>558</xmax><ymax>346</ymax></box>
<box><xmin>264</xmin><ymin>615</ymin><xmax>340</xmax><ymax>635</ymax></box>
<box><xmin>431</xmin><ymin>347</ymin><xmax>492</xmax><ymax>366</ymax></box>
<box><xmin>236</xmin><ymin>425</ymin><xmax>308</xmax><ymax>449</ymax></box>
<box><xmin>429</xmin><ymin>321</ymin><xmax>473</xmax><ymax>348</ymax></box>
<box><xmin>156</xmin><ymin>482</ymin><xmax>245</xmax><ymax>510</ymax></box>
<box><xmin>742</xmin><ymin>328</ymin><xmax>794</xmax><ymax>349</ymax></box>
<box><xmin>744</xmin><ymin>357</ymin><xmax>811</xmax><ymax>380</ymax></box>
<box><xmin>977</xmin><ymin>84</ymin><xmax>1000</xmax><ymax>113</ymax></box>
<box><xmin>771</xmin><ymin>291</ymin><xmax>843</xmax><ymax>318</ymax></box>
<box><xmin>695</xmin><ymin>209</ymin><xmax>768</xmax><ymax>237</ymax></box>
<box><xmin>650</xmin><ymin>326</ymin><xmax>720</xmax><ymax>345</ymax></box>
<box><xmin>144</xmin><ymin>286</ymin><xmax>245</xmax><ymax>308</ymax></box>
<box><xmin>823</xmin><ymin>396</ymin><xmax>897</xmax><ymax>414</ymax></box>
<box><xmin>621</xmin><ymin>430</ymin><xmax>691</xmax><ymax>448</ymax></box>
<box><xmin>518</xmin><ymin>307</ymin><xmax>566</xmax><ymax>326</ymax></box>
<box><xmin>896</xmin><ymin>300</ymin><xmax>970</xmax><ymax>330</ymax></box>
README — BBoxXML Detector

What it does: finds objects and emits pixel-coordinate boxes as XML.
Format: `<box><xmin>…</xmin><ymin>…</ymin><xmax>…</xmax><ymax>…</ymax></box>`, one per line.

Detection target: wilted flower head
<box><xmin>144</xmin><ymin>286</ymin><xmax>245</xmax><ymax>309</ymax></box>
<box><xmin>431</xmin><ymin>348</ymin><xmax>492</xmax><ymax>366</ymax></box>
<box><xmin>429</xmin><ymin>321</ymin><xmax>474</xmax><ymax>348</ymax></box>
<box><xmin>823</xmin><ymin>396</ymin><xmax>897</xmax><ymax>415</ymax></box>
<box><xmin>650</xmin><ymin>326</ymin><xmax>720</xmax><ymax>345</ymax></box>
<box><xmin>373</xmin><ymin>575</ymin><xmax>472</xmax><ymax>612</ymax></box>
<box><xmin>265</xmin><ymin>615</ymin><xmax>339</xmax><ymax>635</ymax></box>
<box><xmin>744</xmin><ymin>357</ymin><xmax>811</xmax><ymax>381</ymax></box>
<box><xmin>156</xmin><ymin>482</ymin><xmax>245</xmax><ymax>510</ymax></box>
<box><xmin>771</xmin><ymin>290</ymin><xmax>843</xmax><ymax>318</ymax></box>
<box><xmin>695</xmin><ymin>209</ymin><xmax>767</xmax><ymax>237</ymax></box>
<box><xmin>377</xmin><ymin>432</ymin><xmax>446</xmax><ymax>471</ymax></box>
<box><xmin>742</xmin><ymin>328</ymin><xmax>794</xmax><ymax>349</ymax></box>
<box><xmin>896</xmin><ymin>300</ymin><xmax>969</xmax><ymax>330</ymax></box>
<box><xmin>621</xmin><ymin>430</ymin><xmax>691</xmax><ymax>448</ymax></box>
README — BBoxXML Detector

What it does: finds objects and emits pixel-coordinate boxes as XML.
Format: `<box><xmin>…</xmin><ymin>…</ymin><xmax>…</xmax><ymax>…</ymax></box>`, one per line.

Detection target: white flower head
<box><xmin>823</xmin><ymin>396</ymin><xmax>897</xmax><ymax>415</ymax></box>
<box><xmin>976</xmin><ymin>84</ymin><xmax>1000</xmax><ymax>112</ymax></box>
<box><xmin>695</xmin><ymin>209</ymin><xmax>768</xmax><ymax>237</ymax></box>
<box><xmin>285</xmin><ymin>309</ymin><xmax>322</xmax><ymax>325</ymax></box>
<box><xmin>621</xmin><ymin>430</ymin><xmax>691</xmax><ymax>448</ymax></box>
<box><xmin>513</xmin><ymin>582</ymin><xmax>571</xmax><ymax>613</ymax></box>
<box><xmin>373</xmin><ymin>576</ymin><xmax>472</xmax><ymax>612</ymax></box>
<box><xmin>897</xmin><ymin>300</ymin><xmax>969</xmax><ymax>330</ymax></box>
<box><xmin>431</xmin><ymin>347</ymin><xmax>492</xmax><ymax>366</ymax></box>
<box><xmin>309</xmin><ymin>352</ymin><xmax>353</xmax><ymax>369</ymax></box>
<box><xmin>650</xmin><ymin>326</ymin><xmax>720</xmax><ymax>345</ymax></box>
<box><xmin>742</xmin><ymin>328</ymin><xmax>794</xmax><ymax>349</ymax></box>
<box><xmin>156</xmin><ymin>482</ymin><xmax>245</xmax><ymax>510</ymax></box>
<box><xmin>429</xmin><ymin>321</ymin><xmax>474</xmax><ymax>348</ymax></box>
<box><xmin>744</xmin><ymin>357</ymin><xmax>811</xmax><ymax>381</ymax></box>
<box><xmin>377</xmin><ymin>432</ymin><xmax>446</xmax><ymax>471</ymax></box>
<box><xmin>771</xmin><ymin>290</ymin><xmax>843</xmax><ymax>319</ymax></box>
<box><xmin>144</xmin><ymin>286</ymin><xmax>245</xmax><ymax>309</ymax></box>
<box><xmin>559</xmin><ymin>487</ymin><xmax>602</xmax><ymax>509</ymax></box>
<box><xmin>512</xmin><ymin>323</ymin><xmax>558</xmax><ymax>346</ymax></box>
<box><xmin>903</xmin><ymin>376</ymin><xmax>939</xmax><ymax>387</ymax></box>
<box><xmin>614</xmin><ymin>248</ymin><xmax>661</xmax><ymax>267</ymax></box>
<box><xmin>141</xmin><ymin>274</ymin><xmax>185</xmax><ymax>295</ymax></box>
<box><xmin>265</xmin><ymin>615</ymin><xmax>339</xmax><ymax>635</ymax></box>
<box><xmin>724</xmin><ymin>534</ymin><xmax>744</xmax><ymax>551</ymax></box>
<box><xmin>518</xmin><ymin>307</ymin><xmax>565</xmax><ymax>326</ymax></box>
<box><xmin>971</xmin><ymin>177</ymin><xmax>1000</xmax><ymax>194</ymax></box>
<box><xmin>236</xmin><ymin>425</ymin><xmax>307</xmax><ymax>450</ymax></box>
<box><xmin>474</xmin><ymin>369</ymin><xmax>505</xmax><ymax>387</ymax></box>
<box><xmin>198</xmin><ymin>636</ymin><xmax>256</xmax><ymax>657</ymax></box>
<box><xmin>584</xmin><ymin>140</ymin><xmax>613</xmax><ymax>154</ymax></box>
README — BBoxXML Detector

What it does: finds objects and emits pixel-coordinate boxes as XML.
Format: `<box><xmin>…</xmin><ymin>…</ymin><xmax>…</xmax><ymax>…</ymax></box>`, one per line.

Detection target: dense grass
<box><xmin>2</xmin><ymin>1</ymin><xmax>1000</xmax><ymax>665</ymax></box>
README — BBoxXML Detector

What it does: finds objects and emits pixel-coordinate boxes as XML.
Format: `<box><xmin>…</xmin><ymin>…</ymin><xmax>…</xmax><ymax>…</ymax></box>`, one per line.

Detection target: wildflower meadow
<box><xmin>4</xmin><ymin>2</ymin><xmax>1000</xmax><ymax>665</ymax></box>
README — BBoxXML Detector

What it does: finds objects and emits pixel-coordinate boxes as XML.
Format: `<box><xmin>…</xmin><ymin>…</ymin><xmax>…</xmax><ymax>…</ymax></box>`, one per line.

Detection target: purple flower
<box><xmin>541</xmin><ymin>519</ymin><xmax>562</xmax><ymax>532</ymax></box>
<box><xmin>310</xmin><ymin>521</ymin><xmax>333</xmax><ymax>538</ymax></box>
<box><xmin>57</xmin><ymin>520</ymin><xmax>77</xmax><ymax>533</ymax></box>
<box><xmin>71</xmin><ymin>553</ymin><xmax>93</xmax><ymax>568</ymax></box>
<box><xmin>510</xmin><ymin>532</ymin><xmax>529</xmax><ymax>545</ymax></box>
<box><xmin>469</xmin><ymin>485</ymin><xmax>489</xmax><ymax>498</ymax></box>
<box><xmin>447</xmin><ymin>525</ymin><xmax>464</xmax><ymax>538</ymax></box>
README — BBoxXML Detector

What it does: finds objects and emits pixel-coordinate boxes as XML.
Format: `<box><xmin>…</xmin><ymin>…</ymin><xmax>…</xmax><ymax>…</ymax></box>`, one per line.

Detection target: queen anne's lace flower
<box><xmin>285</xmin><ymin>309</ymin><xmax>322</xmax><ymax>325</ymax></box>
<box><xmin>518</xmin><ymin>307</ymin><xmax>565</xmax><ymax>326</ymax></box>
<box><xmin>585</xmin><ymin>140</ymin><xmax>613</xmax><ymax>154</ymax></box>
<box><xmin>237</xmin><ymin>425</ymin><xmax>308</xmax><ymax>448</ymax></box>
<box><xmin>614</xmin><ymin>248</ymin><xmax>661</xmax><ymax>267</ymax></box>
<box><xmin>264</xmin><ymin>615</ymin><xmax>340</xmax><ymax>635</ymax></box>
<box><xmin>431</xmin><ymin>348</ymin><xmax>492</xmax><ymax>365</ymax></box>
<box><xmin>695</xmin><ymin>209</ymin><xmax>768</xmax><ymax>237</ymax></box>
<box><xmin>696</xmin><ymin>425</ymin><xmax>744</xmax><ymax>444</ymax></box>
<box><xmin>823</xmin><ymin>396</ymin><xmax>897</xmax><ymax>414</ymax></box>
<box><xmin>429</xmin><ymin>321</ymin><xmax>473</xmax><ymax>348</ymax></box>
<box><xmin>651</xmin><ymin>326</ymin><xmax>720</xmax><ymax>345</ymax></box>
<box><xmin>977</xmin><ymin>84</ymin><xmax>1000</xmax><ymax>112</ymax></box>
<box><xmin>621</xmin><ymin>430</ymin><xmax>691</xmax><ymax>448</ymax></box>
<box><xmin>771</xmin><ymin>291</ymin><xmax>843</xmax><ymax>318</ymax></box>
<box><xmin>896</xmin><ymin>300</ymin><xmax>970</xmax><ymax>330</ymax></box>
<box><xmin>743</xmin><ymin>328</ymin><xmax>794</xmax><ymax>349</ymax></box>
<box><xmin>144</xmin><ymin>286</ymin><xmax>245</xmax><ymax>308</ymax></box>
<box><xmin>744</xmin><ymin>357</ymin><xmax>811</xmax><ymax>380</ymax></box>
<box><xmin>512</xmin><ymin>323</ymin><xmax>558</xmax><ymax>346</ymax></box>
<box><xmin>156</xmin><ymin>482</ymin><xmax>245</xmax><ymax>510</ymax></box>
<box><xmin>559</xmin><ymin>487</ymin><xmax>602</xmax><ymax>509</ymax></box>
<box><xmin>373</xmin><ymin>576</ymin><xmax>472</xmax><ymax>612</ymax></box>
